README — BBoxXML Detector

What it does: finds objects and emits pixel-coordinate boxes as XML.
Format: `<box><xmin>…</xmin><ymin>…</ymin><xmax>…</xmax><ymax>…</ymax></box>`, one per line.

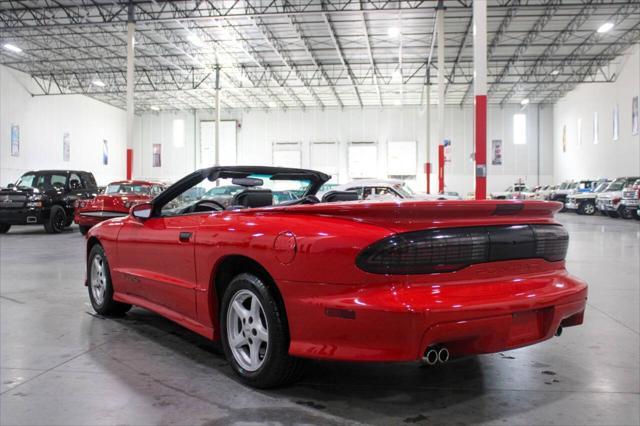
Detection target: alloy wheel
<box><xmin>584</xmin><ymin>203</ymin><xmax>595</xmax><ymax>215</ymax></box>
<box><xmin>90</xmin><ymin>255</ymin><xmax>107</xmax><ymax>306</ymax></box>
<box><xmin>226</xmin><ymin>289</ymin><xmax>269</xmax><ymax>372</ymax></box>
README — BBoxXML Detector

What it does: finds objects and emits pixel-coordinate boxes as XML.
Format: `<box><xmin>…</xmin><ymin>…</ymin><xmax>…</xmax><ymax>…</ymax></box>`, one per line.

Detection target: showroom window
<box><xmin>513</xmin><ymin>114</ymin><xmax>527</xmax><ymax>145</ymax></box>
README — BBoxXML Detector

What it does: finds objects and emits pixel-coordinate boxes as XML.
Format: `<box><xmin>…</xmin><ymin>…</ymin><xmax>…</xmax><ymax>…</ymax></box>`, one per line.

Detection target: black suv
<box><xmin>0</xmin><ymin>170</ymin><xmax>99</xmax><ymax>234</ymax></box>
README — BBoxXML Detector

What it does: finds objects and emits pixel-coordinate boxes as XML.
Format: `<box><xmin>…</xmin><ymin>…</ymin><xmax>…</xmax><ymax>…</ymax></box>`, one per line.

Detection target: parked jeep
<box><xmin>620</xmin><ymin>179</ymin><xmax>640</xmax><ymax>220</ymax></box>
<box><xmin>565</xmin><ymin>180</ymin><xmax>611</xmax><ymax>215</ymax></box>
<box><xmin>0</xmin><ymin>170</ymin><xmax>99</xmax><ymax>234</ymax></box>
<box><xmin>595</xmin><ymin>177</ymin><xmax>640</xmax><ymax>218</ymax></box>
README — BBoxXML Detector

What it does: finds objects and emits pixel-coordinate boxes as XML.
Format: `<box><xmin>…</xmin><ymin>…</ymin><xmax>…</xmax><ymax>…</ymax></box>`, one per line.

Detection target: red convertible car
<box><xmin>75</xmin><ymin>180</ymin><xmax>165</xmax><ymax>235</ymax></box>
<box><xmin>85</xmin><ymin>166</ymin><xmax>588</xmax><ymax>388</ymax></box>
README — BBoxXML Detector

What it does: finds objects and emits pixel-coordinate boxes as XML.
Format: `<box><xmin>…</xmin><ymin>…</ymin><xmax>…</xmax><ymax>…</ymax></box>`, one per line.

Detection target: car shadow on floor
<box><xmin>89</xmin><ymin>307</ymin><xmax>567</xmax><ymax>425</ymax></box>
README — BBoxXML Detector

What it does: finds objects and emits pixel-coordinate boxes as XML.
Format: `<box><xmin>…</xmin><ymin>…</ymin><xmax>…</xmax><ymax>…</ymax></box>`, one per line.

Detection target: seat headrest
<box><xmin>321</xmin><ymin>190</ymin><xmax>359</xmax><ymax>203</ymax></box>
<box><xmin>232</xmin><ymin>189</ymin><xmax>273</xmax><ymax>208</ymax></box>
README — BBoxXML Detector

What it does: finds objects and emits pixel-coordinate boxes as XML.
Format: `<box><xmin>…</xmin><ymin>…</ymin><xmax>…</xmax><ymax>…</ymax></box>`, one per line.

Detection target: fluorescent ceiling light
<box><xmin>91</xmin><ymin>79</ymin><xmax>106</xmax><ymax>87</ymax></box>
<box><xmin>187</xmin><ymin>33</ymin><xmax>205</xmax><ymax>47</ymax></box>
<box><xmin>150</xmin><ymin>106</ymin><xmax>160</xmax><ymax>111</ymax></box>
<box><xmin>520</xmin><ymin>98</ymin><xmax>530</xmax><ymax>106</ymax></box>
<box><xmin>597</xmin><ymin>22</ymin><xmax>614</xmax><ymax>33</ymax></box>
<box><xmin>3</xmin><ymin>43</ymin><xmax>22</xmax><ymax>53</ymax></box>
<box><xmin>387</xmin><ymin>26</ymin><xmax>400</xmax><ymax>38</ymax></box>
<box><xmin>551</xmin><ymin>69</ymin><xmax>560</xmax><ymax>75</ymax></box>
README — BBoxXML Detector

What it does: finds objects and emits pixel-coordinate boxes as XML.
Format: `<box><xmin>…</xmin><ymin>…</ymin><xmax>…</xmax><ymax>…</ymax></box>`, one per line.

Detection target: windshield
<box><xmin>594</xmin><ymin>182</ymin><xmax>610</xmax><ymax>193</ymax></box>
<box><xmin>393</xmin><ymin>183</ymin><xmax>415</xmax><ymax>197</ymax></box>
<box><xmin>161</xmin><ymin>173</ymin><xmax>312</xmax><ymax>216</ymax></box>
<box><xmin>607</xmin><ymin>179</ymin><xmax>626</xmax><ymax>191</ymax></box>
<box><xmin>568</xmin><ymin>183</ymin><xmax>578</xmax><ymax>189</ymax></box>
<box><xmin>15</xmin><ymin>173</ymin><xmax>36</xmax><ymax>189</ymax></box>
<box><xmin>105</xmin><ymin>183</ymin><xmax>151</xmax><ymax>195</ymax></box>
<box><xmin>559</xmin><ymin>182</ymin><xmax>569</xmax><ymax>189</ymax></box>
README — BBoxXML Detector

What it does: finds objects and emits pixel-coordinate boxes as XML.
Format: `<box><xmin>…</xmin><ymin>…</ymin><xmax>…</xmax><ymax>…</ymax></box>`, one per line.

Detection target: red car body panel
<box><xmin>75</xmin><ymin>180</ymin><xmax>160</xmax><ymax>228</ymax></box>
<box><xmin>87</xmin><ymin>199</ymin><xmax>587</xmax><ymax>362</ymax></box>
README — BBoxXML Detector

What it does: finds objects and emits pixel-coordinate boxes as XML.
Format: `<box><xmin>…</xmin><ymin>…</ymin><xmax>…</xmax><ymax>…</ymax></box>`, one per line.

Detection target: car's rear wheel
<box><xmin>220</xmin><ymin>273</ymin><xmax>305</xmax><ymax>388</ymax></box>
<box><xmin>44</xmin><ymin>205</ymin><xmax>67</xmax><ymax>233</ymax></box>
<box><xmin>88</xmin><ymin>244</ymin><xmax>131</xmax><ymax>315</ymax></box>
<box><xmin>0</xmin><ymin>224</ymin><xmax>10</xmax><ymax>234</ymax></box>
<box><xmin>79</xmin><ymin>225</ymin><xmax>90</xmax><ymax>235</ymax></box>
<box><xmin>578</xmin><ymin>201</ymin><xmax>596</xmax><ymax>215</ymax></box>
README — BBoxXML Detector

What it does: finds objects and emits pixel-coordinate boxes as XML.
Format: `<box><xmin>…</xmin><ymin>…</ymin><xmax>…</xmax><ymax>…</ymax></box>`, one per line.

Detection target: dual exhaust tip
<box><xmin>421</xmin><ymin>346</ymin><xmax>449</xmax><ymax>366</ymax></box>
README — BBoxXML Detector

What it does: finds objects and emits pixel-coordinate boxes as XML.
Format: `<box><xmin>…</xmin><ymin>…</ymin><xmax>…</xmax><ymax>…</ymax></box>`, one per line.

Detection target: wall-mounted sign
<box><xmin>10</xmin><ymin>124</ymin><xmax>19</xmax><ymax>157</ymax></box>
<box><xmin>443</xmin><ymin>139</ymin><xmax>452</xmax><ymax>163</ymax></box>
<box><xmin>102</xmin><ymin>140</ymin><xmax>109</xmax><ymax>165</ymax></box>
<box><xmin>152</xmin><ymin>143</ymin><xmax>162</xmax><ymax>167</ymax></box>
<box><xmin>491</xmin><ymin>139</ymin><xmax>502</xmax><ymax>165</ymax></box>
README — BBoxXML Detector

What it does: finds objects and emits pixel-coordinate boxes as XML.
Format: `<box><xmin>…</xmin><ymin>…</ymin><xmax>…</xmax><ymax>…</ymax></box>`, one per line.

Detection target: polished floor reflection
<box><xmin>1</xmin><ymin>214</ymin><xmax>639</xmax><ymax>425</ymax></box>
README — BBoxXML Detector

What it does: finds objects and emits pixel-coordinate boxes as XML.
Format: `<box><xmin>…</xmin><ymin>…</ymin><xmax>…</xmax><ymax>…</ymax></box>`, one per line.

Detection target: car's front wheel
<box><xmin>44</xmin><ymin>205</ymin><xmax>67</xmax><ymax>233</ymax></box>
<box><xmin>220</xmin><ymin>273</ymin><xmax>305</xmax><ymax>388</ymax></box>
<box><xmin>578</xmin><ymin>201</ymin><xmax>596</xmax><ymax>215</ymax></box>
<box><xmin>619</xmin><ymin>206</ymin><xmax>634</xmax><ymax>219</ymax></box>
<box><xmin>0</xmin><ymin>224</ymin><xmax>10</xmax><ymax>233</ymax></box>
<box><xmin>88</xmin><ymin>244</ymin><xmax>131</xmax><ymax>315</ymax></box>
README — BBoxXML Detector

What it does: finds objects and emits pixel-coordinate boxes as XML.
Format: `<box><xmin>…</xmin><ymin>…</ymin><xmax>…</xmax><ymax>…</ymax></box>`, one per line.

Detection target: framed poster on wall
<box><xmin>348</xmin><ymin>142</ymin><xmax>377</xmax><ymax>178</ymax></box>
<box><xmin>273</xmin><ymin>142</ymin><xmax>301</xmax><ymax>168</ymax></box>
<box><xmin>443</xmin><ymin>139</ymin><xmax>452</xmax><ymax>163</ymax></box>
<box><xmin>152</xmin><ymin>143</ymin><xmax>162</xmax><ymax>167</ymax></box>
<box><xmin>387</xmin><ymin>141</ymin><xmax>416</xmax><ymax>176</ymax></box>
<box><xmin>11</xmin><ymin>124</ymin><xmax>19</xmax><ymax>157</ymax></box>
<box><xmin>63</xmin><ymin>132</ymin><xmax>70</xmax><ymax>162</ymax></box>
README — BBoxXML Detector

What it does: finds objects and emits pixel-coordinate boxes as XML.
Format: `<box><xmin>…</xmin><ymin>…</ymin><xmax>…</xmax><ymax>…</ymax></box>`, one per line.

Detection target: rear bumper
<box><xmin>281</xmin><ymin>265</ymin><xmax>587</xmax><ymax>362</ymax></box>
<box><xmin>0</xmin><ymin>208</ymin><xmax>45</xmax><ymax>225</ymax></box>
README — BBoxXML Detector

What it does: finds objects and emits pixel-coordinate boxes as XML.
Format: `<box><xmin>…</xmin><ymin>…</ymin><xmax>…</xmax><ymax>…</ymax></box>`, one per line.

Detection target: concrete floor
<box><xmin>1</xmin><ymin>214</ymin><xmax>638</xmax><ymax>426</ymax></box>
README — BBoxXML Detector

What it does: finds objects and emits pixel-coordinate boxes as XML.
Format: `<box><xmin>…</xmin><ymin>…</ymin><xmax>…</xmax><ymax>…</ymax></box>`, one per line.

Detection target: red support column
<box><xmin>475</xmin><ymin>95</ymin><xmax>487</xmax><ymax>199</ymax></box>
<box><xmin>438</xmin><ymin>145</ymin><xmax>445</xmax><ymax>193</ymax></box>
<box><xmin>126</xmin><ymin>149</ymin><xmax>133</xmax><ymax>180</ymax></box>
<box><xmin>425</xmin><ymin>163</ymin><xmax>431</xmax><ymax>194</ymax></box>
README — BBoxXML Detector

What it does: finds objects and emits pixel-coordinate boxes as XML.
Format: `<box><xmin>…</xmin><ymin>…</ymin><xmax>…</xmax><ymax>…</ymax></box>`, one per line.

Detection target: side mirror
<box><xmin>131</xmin><ymin>202</ymin><xmax>153</xmax><ymax>220</ymax></box>
<box><xmin>7</xmin><ymin>183</ymin><xmax>15</xmax><ymax>189</ymax></box>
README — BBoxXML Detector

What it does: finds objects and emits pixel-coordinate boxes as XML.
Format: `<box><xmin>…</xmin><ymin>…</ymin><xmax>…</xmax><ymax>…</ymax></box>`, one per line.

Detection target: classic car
<box><xmin>596</xmin><ymin>177</ymin><xmax>640</xmax><ymax>218</ymax></box>
<box><xmin>565</xmin><ymin>180</ymin><xmax>611</xmax><ymax>215</ymax></box>
<box><xmin>490</xmin><ymin>183</ymin><xmax>534</xmax><ymax>200</ymax></box>
<box><xmin>548</xmin><ymin>181</ymin><xmax>573</xmax><ymax>204</ymax></box>
<box><xmin>619</xmin><ymin>179</ymin><xmax>640</xmax><ymax>220</ymax></box>
<box><xmin>533</xmin><ymin>184</ymin><xmax>558</xmax><ymax>200</ymax></box>
<box><xmin>85</xmin><ymin>165</ymin><xmax>588</xmax><ymax>388</ymax></box>
<box><xmin>0</xmin><ymin>170</ymin><xmax>99</xmax><ymax>234</ymax></box>
<box><xmin>75</xmin><ymin>180</ymin><xmax>166</xmax><ymax>235</ymax></box>
<box><xmin>329</xmin><ymin>179</ymin><xmax>462</xmax><ymax>201</ymax></box>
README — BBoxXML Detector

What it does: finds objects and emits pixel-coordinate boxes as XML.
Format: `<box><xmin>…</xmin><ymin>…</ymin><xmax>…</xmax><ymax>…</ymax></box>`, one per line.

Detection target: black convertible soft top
<box><xmin>152</xmin><ymin>165</ymin><xmax>331</xmax><ymax>213</ymax></box>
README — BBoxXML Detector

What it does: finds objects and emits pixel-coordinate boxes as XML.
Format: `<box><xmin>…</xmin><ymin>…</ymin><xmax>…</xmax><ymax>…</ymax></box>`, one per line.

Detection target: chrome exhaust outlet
<box><xmin>421</xmin><ymin>347</ymin><xmax>439</xmax><ymax>365</ymax></box>
<box><xmin>555</xmin><ymin>326</ymin><xmax>563</xmax><ymax>337</ymax></box>
<box><xmin>437</xmin><ymin>347</ymin><xmax>450</xmax><ymax>363</ymax></box>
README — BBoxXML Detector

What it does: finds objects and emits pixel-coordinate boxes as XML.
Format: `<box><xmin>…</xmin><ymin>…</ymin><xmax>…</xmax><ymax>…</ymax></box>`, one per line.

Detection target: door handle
<box><xmin>179</xmin><ymin>231</ymin><xmax>192</xmax><ymax>242</ymax></box>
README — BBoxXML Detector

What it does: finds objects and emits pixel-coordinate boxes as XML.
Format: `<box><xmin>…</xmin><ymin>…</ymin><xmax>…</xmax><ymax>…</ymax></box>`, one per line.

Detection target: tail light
<box><xmin>356</xmin><ymin>224</ymin><xmax>569</xmax><ymax>275</ymax></box>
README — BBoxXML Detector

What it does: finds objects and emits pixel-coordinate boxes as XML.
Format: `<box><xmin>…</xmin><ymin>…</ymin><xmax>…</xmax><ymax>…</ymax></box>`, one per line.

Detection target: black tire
<box><xmin>0</xmin><ymin>224</ymin><xmax>10</xmax><ymax>234</ymax></box>
<box><xmin>607</xmin><ymin>211</ymin><xmax>620</xmax><ymax>218</ymax></box>
<box><xmin>79</xmin><ymin>225</ymin><xmax>91</xmax><ymax>235</ymax></box>
<box><xmin>44</xmin><ymin>205</ymin><xmax>67</xmax><ymax>233</ymax></box>
<box><xmin>577</xmin><ymin>201</ymin><xmax>596</xmax><ymax>216</ymax></box>
<box><xmin>87</xmin><ymin>244</ymin><xmax>131</xmax><ymax>315</ymax></box>
<box><xmin>619</xmin><ymin>206</ymin><xmax>633</xmax><ymax>220</ymax></box>
<box><xmin>220</xmin><ymin>273</ymin><xmax>305</xmax><ymax>388</ymax></box>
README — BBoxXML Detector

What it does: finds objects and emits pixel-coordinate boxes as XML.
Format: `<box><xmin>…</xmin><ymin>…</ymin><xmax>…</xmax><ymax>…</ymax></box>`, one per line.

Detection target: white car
<box><xmin>329</xmin><ymin>179</ymin><xmax>461</xmax><ymax>201</ymax></box>
<box><xmin>490</xmin><ymin>183</ymin><xmax>534</xmax><ymax>200</ymax></box>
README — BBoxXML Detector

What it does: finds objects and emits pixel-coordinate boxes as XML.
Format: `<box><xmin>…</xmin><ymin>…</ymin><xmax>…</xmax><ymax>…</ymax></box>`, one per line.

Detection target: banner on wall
<box><xmin>443</xmin><ymin>139</ymin><xmax>452</xmax><ymax>163</ymax></box>
<box><xmin>613</xmin><ymin>104</ymin><xmax>619</xmax><ymax>141</ymax></box>
<box><xmin>152</xmin><ymin>143</ymin><xmax>162</xmax><ymax>167</ymax></box>
<box><xmin>102</xmin><ymin>140</ymin><xmax>109</xmax><ymax>165</ymax></box>
<box><xmin>633</xmin><ymin>96</ymin><xmax>639</xmax><ymax>136</ymax></box>
<box><xmin>10</xmin><ymin>124</ymin><xmax>19</xmax><ymax>157</ymax></box>
<box><xmin>63</xmin><ymin>133</ymin><xmax>70</xmax><ymax>162</ymax></box>
<box><xmin>491</xmin><ymin>139</ymin><xmax>503</xmax><ymax>165</ymax></box>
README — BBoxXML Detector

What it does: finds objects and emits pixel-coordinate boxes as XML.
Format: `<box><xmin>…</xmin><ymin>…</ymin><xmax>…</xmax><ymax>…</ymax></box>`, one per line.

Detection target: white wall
<box><xmin>0</xmin><ymin>65</ymin><xmax>127</xmax><ymax>186</ymax></box>
<box><xmin>553</xmin><ymin>43</ymin><xmax>640</xmax><ymax>181</ymax></box>
<box><xmin>134</xmin><ymin>104</ymin><xmax>553</xmax><ymax>195</ymax></box>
